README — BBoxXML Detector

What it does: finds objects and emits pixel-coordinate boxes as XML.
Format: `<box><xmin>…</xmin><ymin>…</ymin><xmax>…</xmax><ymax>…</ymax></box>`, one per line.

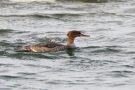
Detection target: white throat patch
<box><xmin>70</xmin><ymin>43</ymin><xmax>76</xmax><ymax>48</ymax></box>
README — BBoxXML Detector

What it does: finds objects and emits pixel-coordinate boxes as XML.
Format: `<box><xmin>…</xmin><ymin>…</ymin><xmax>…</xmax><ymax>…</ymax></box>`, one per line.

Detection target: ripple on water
<box><xmin>0</xmin><ymin>75</ymin><xmax>36</xmax><ymax>81</ymax></box>
<box><xmin>0</xmin><ymin>75</ymin><xmax>21</xmax><ymax>80</ymax></box>
<box><xmin>0</xmin><ymin>0</ymin><xmax>135</xmax><ymax>89</ymax></box>
<box><xmin>57</xmin><ymin>0</ymin><xmax>108</xmax><ymax>3</ymax></box>
<box><xmin>121</xmin><ymin>65</ymin><xmax>134</xmax><ymax>68</ymax></box>
<box><xmin>90</xmin><ymin>47</ymin><xmax>122</xmax><ymax>54</ymax></box>
<box><xmin>6</xmin><ymin>52</ymin><xmax>63</xmax><ymax>60</ymax></box>
<box><xmin>0</xmin><ymin>29</ymin><xmax>14</xmax><ymax>34</ymax></box>
<box><xmin>66</xmin><ymin>55</ymin><xmax>117</xmax><ymax>71</ymax></box>
<box><xmin>107</xmin><ymin>70</ymin><xmax>134</xmax><ymax>78</ymax></box>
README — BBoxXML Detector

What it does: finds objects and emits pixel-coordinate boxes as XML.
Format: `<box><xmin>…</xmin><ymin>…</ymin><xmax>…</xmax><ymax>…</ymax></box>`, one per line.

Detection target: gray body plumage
<box><xmin>17</xmin><ymin>42</ymin><xmax>67</xmax><ymax>52</ymax></box>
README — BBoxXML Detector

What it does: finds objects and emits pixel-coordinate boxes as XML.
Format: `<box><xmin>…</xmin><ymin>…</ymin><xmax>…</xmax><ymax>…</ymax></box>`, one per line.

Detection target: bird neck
<box><xmin>67</xmin><ymin>36</ymin><xmax>76</xmax><ymax>48</ymax></box>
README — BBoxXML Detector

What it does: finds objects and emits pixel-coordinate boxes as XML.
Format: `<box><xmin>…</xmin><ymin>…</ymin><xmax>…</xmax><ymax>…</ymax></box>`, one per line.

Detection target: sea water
<box><xmin>0</xmin><ymin>0</ymin><xmax>135</xmax><ymax>90</ymax></box>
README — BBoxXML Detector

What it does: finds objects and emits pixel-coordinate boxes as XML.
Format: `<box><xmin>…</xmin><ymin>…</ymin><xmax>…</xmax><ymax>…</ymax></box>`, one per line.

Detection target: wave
<box><xmin>10</xmin><ymin>0</ymin><xmax>56</xmax><ymax>3</ymax></box>
<box><xmin>0</xmin><ymin>12</ymin><xmax>88</xmax><ymax>19</ymax></box>
<box><xmin>9</xmin><ymin>0</ymin><xmax>108</xmax><ymax>3</ymax></box>
<box><xmin>4</xmin><ymin>0</ymin><xmax>124</xmax><ymax>3</ymax></box>
<box><xmin>57</xmin><ymin>0</ymin><xmax>107</xmax><ymax>3</ymax></box>
<box><xmin>0</xmin><ymin>29</ymin><xmax>14</xmax><ymax>34</ymax></box>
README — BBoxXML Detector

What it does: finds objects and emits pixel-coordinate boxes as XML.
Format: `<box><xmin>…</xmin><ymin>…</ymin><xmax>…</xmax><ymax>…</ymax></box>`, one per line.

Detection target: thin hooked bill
<box><xmin>80</xmin><ymin>32</ymin><xmax>90</xmax><ymax>37</ymax></box>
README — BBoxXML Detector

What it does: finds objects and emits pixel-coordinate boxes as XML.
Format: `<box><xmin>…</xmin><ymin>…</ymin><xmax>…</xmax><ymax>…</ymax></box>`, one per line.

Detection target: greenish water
<box><xmin>0</xmin><ymin>0</ymin><xmax>135</xmax><ymax>90</ymax></box>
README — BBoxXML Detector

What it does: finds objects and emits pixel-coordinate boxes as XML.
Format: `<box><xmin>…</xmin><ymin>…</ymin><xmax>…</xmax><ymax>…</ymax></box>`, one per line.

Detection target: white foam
<box><xmin>10</xmin><ymin>0</ymin><xmax>55</xmax><ymax>2</ymax></box>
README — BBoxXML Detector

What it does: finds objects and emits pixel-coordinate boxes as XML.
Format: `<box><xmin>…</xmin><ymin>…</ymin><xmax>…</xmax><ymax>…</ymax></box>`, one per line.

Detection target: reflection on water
<box><xmin>66</xmin><ymin>48</ymin><xmax>75</xmax><ymax>56</ymax></box>
<box><xmin>0</xmin><ymin>0</ymin><xmax>135</xmax><ymax>90</ymax></box>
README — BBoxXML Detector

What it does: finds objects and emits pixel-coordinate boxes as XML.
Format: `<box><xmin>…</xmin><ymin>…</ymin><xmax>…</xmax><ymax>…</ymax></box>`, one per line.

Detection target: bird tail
<box><xmin>15</xmin><ymin>46</ymin><xmax>31</xmax><ymax>52</ymax></box>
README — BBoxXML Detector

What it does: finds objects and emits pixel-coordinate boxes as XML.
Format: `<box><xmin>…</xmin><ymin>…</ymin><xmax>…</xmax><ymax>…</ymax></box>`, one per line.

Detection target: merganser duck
<box><xmin>17</xmin><ymin>30</ymin><xmax>90</xmax><ymax>52</ymax></box>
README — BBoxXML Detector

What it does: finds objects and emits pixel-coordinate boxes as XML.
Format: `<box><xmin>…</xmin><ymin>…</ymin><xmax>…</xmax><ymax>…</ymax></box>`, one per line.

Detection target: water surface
<box><xmin>0</xmin><ymin>0</ymin><xmax>135</xmax><ymax>90</ymax></box>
